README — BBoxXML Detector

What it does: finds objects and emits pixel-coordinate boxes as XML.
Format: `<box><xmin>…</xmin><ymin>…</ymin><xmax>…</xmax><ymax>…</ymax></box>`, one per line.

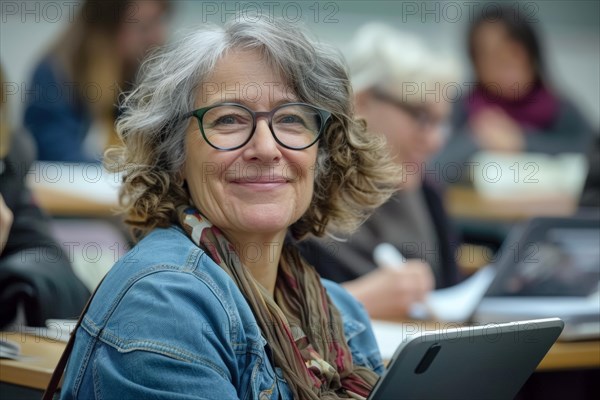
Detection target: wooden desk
<box><xmin>538</xmin><ymin>340</ymin><xmax>600</xmax><ymax>371</ymax></box>
<box><xmin>1</xmin><ymin>330</ymin><xmax>598</xmax><ymax>392</ymax></box>
<box><xmin>27</xmin><ymin>162</ymin><xmax>119</xmax><ymax>217</ymax></box>
<box><xmin>0</xmin><ymin>332</ymin><xmax>64</xmax><ymax>391</ymax></box>
<box><xmin>32</xmin><ymin>184</ymin><xmax>117</xmax><ymax>217</ymax></box>
<box><xmin>445</xmin><ymin>186</ymin><xmax>577</xmax><ymax>222</ymax></box>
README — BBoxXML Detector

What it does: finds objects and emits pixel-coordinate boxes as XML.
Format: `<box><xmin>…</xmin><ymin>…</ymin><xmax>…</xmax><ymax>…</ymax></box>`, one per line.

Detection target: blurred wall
<box><xmin>1</xmin><ymin>0</ymin><xmax>598</xmax><ymax>131</ymax></box>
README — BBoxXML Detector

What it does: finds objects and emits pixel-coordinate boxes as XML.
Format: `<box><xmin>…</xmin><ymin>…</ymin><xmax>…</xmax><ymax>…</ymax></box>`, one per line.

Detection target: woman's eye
<box><xmin>278</xmin><ymin>114</ymin><xmax>304</xmax><ymax>124</ymax></box>
<box><xmin>215</xmin><ymin>115</ymin><xmax>239</xmax><ymax>124</ymax></box>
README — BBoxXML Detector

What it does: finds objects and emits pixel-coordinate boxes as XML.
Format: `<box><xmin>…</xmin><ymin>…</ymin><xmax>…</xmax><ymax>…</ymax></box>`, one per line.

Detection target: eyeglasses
<box><xmin>182</xmin><ymin>102</ymin><xmax>332</xmax><ymax>151</ymax></box>
<box><xmin>373</xmin><ymin>90</ymin><xmax>450</xmax><ymax>136</ymax></box>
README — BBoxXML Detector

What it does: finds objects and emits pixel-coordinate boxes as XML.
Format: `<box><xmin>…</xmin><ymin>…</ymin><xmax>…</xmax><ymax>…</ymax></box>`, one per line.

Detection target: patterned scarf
<box><xmin>178</xmin><ymin>206</ymin><xmax>378</xmax><ymax>399</ymax></box>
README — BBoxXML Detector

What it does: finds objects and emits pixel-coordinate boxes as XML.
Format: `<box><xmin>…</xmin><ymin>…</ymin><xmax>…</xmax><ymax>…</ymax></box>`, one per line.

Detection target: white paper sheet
<box><xmin>417</xmin><ymin>265</ymin><xmax>497</xmax><ymax>322</ymax></box>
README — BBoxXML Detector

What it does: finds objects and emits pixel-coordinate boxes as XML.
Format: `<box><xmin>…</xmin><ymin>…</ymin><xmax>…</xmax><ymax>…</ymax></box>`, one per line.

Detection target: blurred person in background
<box><xmin>24</xmin><ymin>0</ymin><xmax>171</xmax><ymax>162</ymax></box>
<box><xmin>300</xmin><ymin>24</ymin><xmax>462</xmax><ymax>319</ymax></box>
<box><xmin>0</xmin><ymin>65</ymin><xmax>90</xmax><ymax>329</ymax></box>
<box><xmin>434</xmin><ymin>5</ymin><xmax>594</xmax><ymax>181</ymax></box>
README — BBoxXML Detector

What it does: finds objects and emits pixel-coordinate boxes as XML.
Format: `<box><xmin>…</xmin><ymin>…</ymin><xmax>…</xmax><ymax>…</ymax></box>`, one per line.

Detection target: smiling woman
<box><xmin>52</xmin><ymin>16</ymin><xmax>400</xmax><ymax>400</ymax></box>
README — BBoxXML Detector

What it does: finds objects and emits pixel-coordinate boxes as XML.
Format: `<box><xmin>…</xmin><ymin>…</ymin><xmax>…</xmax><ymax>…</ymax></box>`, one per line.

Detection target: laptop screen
<box><xmin>491</xmin><ymin>225</ymin><xmax>599</xmax><ymax>297</ymax></box>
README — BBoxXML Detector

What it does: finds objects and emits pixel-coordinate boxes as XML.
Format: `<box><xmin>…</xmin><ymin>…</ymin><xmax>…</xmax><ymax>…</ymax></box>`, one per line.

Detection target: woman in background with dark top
<box><xmin>24</xmin><ymin>0</ymin><xmax>170</xmax><ymax>162</ymax></box>
<box><xmin>433</xmin><ymin>6</ymin><xmax>594</xmax><ymax>181</ymax></box>
<box><xmin>300</xmin><ymin>24</ymin><xmax>461</xmax><ymax>319</ymax></box>
<box><xmin>0</xmin><ymin>66</ymin><xmax>90</xmax><ymax>329</ymax></box>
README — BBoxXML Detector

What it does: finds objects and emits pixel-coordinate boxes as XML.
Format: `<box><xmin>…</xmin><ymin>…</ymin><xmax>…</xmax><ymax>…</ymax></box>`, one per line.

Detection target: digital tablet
<box><xmin>368</xmin><ymin>318</ymin><xmax>564</xmax><ymax>400</ymax></box>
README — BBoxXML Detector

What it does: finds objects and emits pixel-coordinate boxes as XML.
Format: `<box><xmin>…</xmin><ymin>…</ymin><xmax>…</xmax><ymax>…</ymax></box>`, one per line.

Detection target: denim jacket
<box><xmin>60</xmin><ymin>226</ymin><xmax>384</xmax><ymax>399</ymax></box>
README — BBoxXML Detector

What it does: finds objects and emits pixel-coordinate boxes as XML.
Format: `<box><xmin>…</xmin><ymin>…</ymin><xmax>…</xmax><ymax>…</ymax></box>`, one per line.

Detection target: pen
<box><xmin>373</xmin><ymin>242</ymin><xmax>430</xmax><ymax>319</ymax></box>
<box><xmin>373</xmin><ymin>243</ymin><xmax>407</xmax><ymax>270</ymax></box>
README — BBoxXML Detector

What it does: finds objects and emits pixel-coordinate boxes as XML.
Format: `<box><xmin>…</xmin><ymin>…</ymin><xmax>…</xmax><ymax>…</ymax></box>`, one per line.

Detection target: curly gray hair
<box><xmin>106</xmin><ymin>16</ymin><xmax>400</xmax><ymax>240</ymax></box>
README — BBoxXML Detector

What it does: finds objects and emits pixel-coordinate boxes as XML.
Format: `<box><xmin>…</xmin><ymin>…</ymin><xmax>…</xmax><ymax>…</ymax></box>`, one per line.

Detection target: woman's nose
<box><xmin>243</xmin><ymin>119</ymin><xmax>282</xmax><ymax>162</ymax></box>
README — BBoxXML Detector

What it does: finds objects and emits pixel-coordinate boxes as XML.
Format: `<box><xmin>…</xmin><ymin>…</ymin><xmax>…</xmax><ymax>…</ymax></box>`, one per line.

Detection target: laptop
<box><xmin>368</xmin><ymin>318</ymin><xmax>564</xmax><ymax>400</ymax></box>
<box><xmin>412</xmin><ymin>214</ymin><xmax>599</xmax><ymax>341</ymax></box>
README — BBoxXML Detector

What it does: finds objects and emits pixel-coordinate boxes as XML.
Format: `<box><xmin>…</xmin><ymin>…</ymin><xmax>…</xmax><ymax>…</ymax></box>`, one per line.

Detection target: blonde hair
<box><xmin>106</xmin><ymin>17</ymin><xmax>400</xmax><ymax>240</ymax></box>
